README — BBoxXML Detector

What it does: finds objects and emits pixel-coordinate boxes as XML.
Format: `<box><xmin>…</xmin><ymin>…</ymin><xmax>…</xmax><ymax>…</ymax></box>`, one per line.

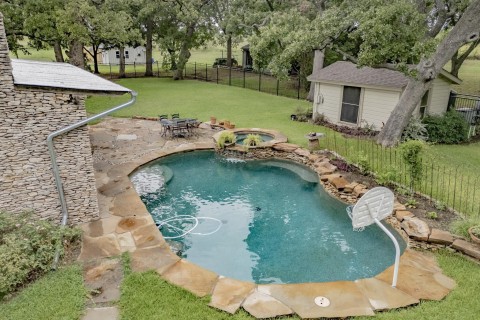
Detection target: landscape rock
<box><xmin>428</xmin><ymin>229</ymin><xmax>454</xmax><ymax>245</ymax></box>
<box><xmin>395</xmin><ymin>210</ymin><xmax>414</xmax><ymax>222</ymax></box>
<box><xmin>401</xmin><ymin>217</ymin><xmax>430</xmax><ymax>241</ymax></box>
<box><xmin>451</xmin><ymin>239</ymin><xmax>480</xmax><ymax>259</ymax></box>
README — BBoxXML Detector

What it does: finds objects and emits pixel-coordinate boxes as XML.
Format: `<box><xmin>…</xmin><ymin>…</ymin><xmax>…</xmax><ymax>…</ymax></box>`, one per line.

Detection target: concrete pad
<box><xmin>83</xmin><ymin>258</ymin><xmax>122</xmax><ymax>304</ymax></box>
<box><xmin>82</xmin><ymin>307</ymin><xmax>119</xmax><ymax>320</ymax></box>
<box><xmin>115</xmin><ymin>216</ymin><xmax>153</xmax><ymax>234</ymax></box>
<box><xmin>131</xmin><ymin>223</ymin><xmax>166</xmax><ymax>248</ymax></box>
<box><xmin>400</xmin><ymin>249</ymin><xmax>442</xmax><ymax>273</ymax></box>
<box><xmin>78</xmin><ymin>234</ymin><xmax>121</xmax><ymax>261</ymax></box>
<box><xmin>131</xmin><ymin>245</ymin><xmax>180</xmax><ymax>273</ymax></box>
<box><xmin>258</xmin><ymin>282</ymin><xmax>374</xmax><ymax>319</ymax></box>
<box><xmin>111</xmin><ymin>188</ymin><xmax>148</xmax><ymax>217</ymax></box>
<box><xmin>117</xmin><ymin>134</ymin><xmax>137</xmax><ymax>141</ymax></box>
<box><xmin>107</xmin><ymin>162</ymin><xmax>140</xmax><ymax>179</ymax></box>
<box><xmin>375</xmin><ymin>263</ymin><xmax>453</xmax><ymax>301</ymax></box>
<box><xmin>428</xmin><ymin>228</ymin><xmax>454</xmax><ymax>245</ymax></box>
<box><xmin>355</xmin><ymin>278</ymin><xmax>419</xmax><ymax>310</ymax></box>
<box><xmin>81</xmin><ymin>216</ymin><xmax>122</xmax><ymax>237</ymax></box>
<box><xmin>242</xmin><ymin>291</ymin><xmax>293</xmax><ymax>319</ymax></box>
<box><xmin>209</xmin><ymin>277</ymin><xmax>256</xmax><ymax>314</ymax></box>
<box><xmin>161</xmin><ymin>260</ymin><xmax>218</xmax><ymax>297</ymax></box>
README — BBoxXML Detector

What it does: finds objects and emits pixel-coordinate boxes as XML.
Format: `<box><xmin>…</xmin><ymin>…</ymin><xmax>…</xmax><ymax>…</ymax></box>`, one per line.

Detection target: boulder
<box><xmin>331</xmin><ymin>176</ymin><xmax>349</xmax><ymax>191</ymax></box>
<box><xmin>395</xmin><ymin>210</ymin><xmax>414</xmax><ymax>222</ymax></box>
<box><xmin>451</xmin><ymin>239</ymin><xmax>480</xmax><ymax>259</ymax></box>
<box><xmin>272</xmin><ymin>143</ymin><xmax>299</xmax><ymax>152</ymax></box>
<box><xmin>428</xmin><ymin>229</ymin><xmax>454</xmax><ymax>246</ymax></box>
<box><xmin>401</xmin><ymin>217</ymin><xmax>430</xmax><ymax>241</ymax></box>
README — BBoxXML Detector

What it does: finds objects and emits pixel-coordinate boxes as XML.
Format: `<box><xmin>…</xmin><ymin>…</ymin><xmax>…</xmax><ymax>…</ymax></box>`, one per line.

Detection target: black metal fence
<box><xmin>318</xmin><ymin>133</ymin><xmax>480</xmax><ymax>219</ymax></box>
<box><xmin>98</xmin><ymin>62</ymin><xmax>308</xmax><ymax>100</ymax></box>
<box><xmin>449</xmin><ymin>92</ymin><xmax>480</xmax><ymax>126</ymax></box>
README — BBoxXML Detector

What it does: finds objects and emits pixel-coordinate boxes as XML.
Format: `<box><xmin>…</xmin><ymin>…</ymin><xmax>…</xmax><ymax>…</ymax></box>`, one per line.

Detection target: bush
<box><xmin>422</xmin><ymin>110</ymin><xmax>469</xmax><ymax>144</ymax></box>
<box><xmin>400</xmin><ymin>140</ymin><xmax>425</xmax><ymax>189</ymax></box>
<box><xmin>0</xmin><ymin>212</ymin><xmax>81</xmax><ymax>299</ymax></box>
<box><xmin>401</xmin><ymin>117</ymin><xmax>428</xmax><ymax>142</ymax></box>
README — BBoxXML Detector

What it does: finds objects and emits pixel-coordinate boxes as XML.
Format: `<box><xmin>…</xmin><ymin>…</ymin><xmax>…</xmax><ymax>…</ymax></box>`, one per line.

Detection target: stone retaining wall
<box><xmin>0</xmin><ymin>13</ymin><xmax>99</xmax><ymax>224</ymax></box>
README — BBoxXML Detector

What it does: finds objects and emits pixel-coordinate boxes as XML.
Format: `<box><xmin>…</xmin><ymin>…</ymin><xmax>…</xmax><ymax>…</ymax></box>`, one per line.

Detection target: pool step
<box><xmin>260</xmin><ymin>161</ymin><xmax>318</xmax><ymax>183</ymax></box>
<box><xmin>159</xmin><ymin>165</ymin><xmax>174</xmax><ymax>184</ymax></box>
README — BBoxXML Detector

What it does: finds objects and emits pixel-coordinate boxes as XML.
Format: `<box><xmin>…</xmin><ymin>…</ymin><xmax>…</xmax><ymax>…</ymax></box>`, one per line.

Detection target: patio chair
<box><xmin>171</xmin><ymin>119</ymin><xmax>189</xmax><ymax>137</ymax></box>
<box><xmin>171</xmin><ymin>113</ymin><xmax>180</xmax><ymax>119</ymax></box>
<box><xmin>159</xmin><ymin>114</ymin><xmax>170</xmax><ymax>136</ymax></box>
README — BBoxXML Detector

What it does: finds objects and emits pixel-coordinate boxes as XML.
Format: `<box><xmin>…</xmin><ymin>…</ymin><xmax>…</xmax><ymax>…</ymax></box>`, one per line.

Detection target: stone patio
<box><xmin>80</xmin><ymin>117</ymin><xmax>461</xmax><ymax>319</ymax></box>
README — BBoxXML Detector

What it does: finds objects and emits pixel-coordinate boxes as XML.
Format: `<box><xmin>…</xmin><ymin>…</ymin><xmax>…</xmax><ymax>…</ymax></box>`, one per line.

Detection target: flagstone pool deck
<box><xmin>80</xmin><ymin>118</ymin><xmax>457</xmax><ymax>319</ymax></box>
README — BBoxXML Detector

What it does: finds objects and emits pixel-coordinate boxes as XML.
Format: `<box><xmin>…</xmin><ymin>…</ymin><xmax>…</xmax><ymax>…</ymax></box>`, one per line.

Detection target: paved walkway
<box><xmin>80</xmin><ymin>118</ymin><xmax>456</xmax><ymax>319</ymax></box>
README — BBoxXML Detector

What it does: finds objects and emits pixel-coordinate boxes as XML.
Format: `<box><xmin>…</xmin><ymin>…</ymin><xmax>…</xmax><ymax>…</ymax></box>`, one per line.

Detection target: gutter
<box><xmin>49</xmin><ymin>91</ymin><xmax>137</xmax><ymax>269</ymax></box>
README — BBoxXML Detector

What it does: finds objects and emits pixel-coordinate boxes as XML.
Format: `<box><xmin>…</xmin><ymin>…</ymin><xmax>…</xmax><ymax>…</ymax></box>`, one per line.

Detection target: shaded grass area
<box><xmin>118</xmin><ymin>251</ymin><xmax>478</xmax><ymax>320</ymax></box>
<box><xmin>0</xmin><ymin>265</ymin><xmax>86</xmax><ymax>320</ymax></box>
<box><xmin>119</xmin><ymin>271</ymin><xmax>260</xmax><ymax>320</ymax></box>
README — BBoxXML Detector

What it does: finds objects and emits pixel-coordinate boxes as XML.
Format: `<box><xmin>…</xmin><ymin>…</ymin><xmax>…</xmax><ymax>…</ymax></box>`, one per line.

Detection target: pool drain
<box><xmin>314</xmin><ymin>296</ymin><xmax>330</xmax><ymax>307</ymax></box>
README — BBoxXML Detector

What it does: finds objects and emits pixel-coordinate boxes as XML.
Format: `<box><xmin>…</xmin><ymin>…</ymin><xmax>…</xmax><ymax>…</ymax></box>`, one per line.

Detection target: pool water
<box><xmin>131</xmin><ymin>151</ymin><xmax>405</xmax><ymax>284</ymax></box>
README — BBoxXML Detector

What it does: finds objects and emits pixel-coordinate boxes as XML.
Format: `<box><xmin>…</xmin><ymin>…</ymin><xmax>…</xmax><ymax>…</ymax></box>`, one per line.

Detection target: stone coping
<box><xmin>82</xmin><ymin>124</ymin><xmax>466</xmax><ymax>319</ymax></box>
<box><xmin>212</xmin><ymin>127</ymin><xmax>288</xmax><ymax>149</ymax></box>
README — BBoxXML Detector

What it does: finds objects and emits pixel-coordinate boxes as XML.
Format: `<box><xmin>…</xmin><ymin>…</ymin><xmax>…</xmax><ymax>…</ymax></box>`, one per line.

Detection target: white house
<box><xmin>307</xmin><ymin>61</ymin><xmax>462</xmax><ymax>130</ymax></box>
<box><xmin>100</xmin><ymin>45</ymin><xmax>146</xmax><ymax>65</ymax></box>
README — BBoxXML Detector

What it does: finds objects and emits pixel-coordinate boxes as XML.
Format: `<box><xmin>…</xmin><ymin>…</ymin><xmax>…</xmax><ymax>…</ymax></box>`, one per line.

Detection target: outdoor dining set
<box><xmin>159</xmin><ymin>114</ymin><xmax>201</xmax><ymax>137</ymax></box>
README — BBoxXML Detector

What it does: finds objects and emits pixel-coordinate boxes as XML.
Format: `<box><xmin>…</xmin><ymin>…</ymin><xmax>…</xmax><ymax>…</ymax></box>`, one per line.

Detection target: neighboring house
<box><xmin>307</xmin><ymin>61</ymin><xmax>462</xmax><ymax>130</ymax></box>
<box><xmin>100</xmin><ymin>45</ymin><xmax>146</xmax><ymax>64</ymax></box>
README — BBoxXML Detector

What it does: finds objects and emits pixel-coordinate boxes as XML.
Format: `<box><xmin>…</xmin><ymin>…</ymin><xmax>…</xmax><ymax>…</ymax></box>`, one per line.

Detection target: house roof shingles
<box><xmin>307</xmin><ymin>61</ymin><xmax>461</xmax><ymax>89</ymax></box>
<box><xmin>11</xmin><ymin>59</ymin><xmax>131</xmax><ymax>94</ymax></box>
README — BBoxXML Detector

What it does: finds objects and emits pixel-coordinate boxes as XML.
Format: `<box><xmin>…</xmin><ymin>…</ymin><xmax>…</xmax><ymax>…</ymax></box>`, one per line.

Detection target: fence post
<box><xmin>157</xmin><ymin>61</ymin><xmax>160</xmax><ymax>77</ymax></box>
<box><xmin>229</xmin><ymin>66</ymin><xmax>232</xmax><ymax>86</ymax></box>
<box><xmin>194</xmin><ymin>62</ymin><xmax>197</xmax><ymax>79</ymax></box>
<box><xmin>243</xmin><ymin>69</ymin><xmax>246</xmax><ymax>88</ymax></box>
<box><xmin>109</xmin><ymin>63</ymin><xmax>112</xmax><ymax>79</ymax></box>
<box><xmin>259</xmin><ymin>71</ymin><xmax>261</xmax><ymax>92</ymax></box>
<box><xmin>205</xmin><ymin>64</ymin><xmax>208</xmax><ymax>81</ymax></box>
<box><xmin>134</xmin><ymin>62</ymin><xmax>136</xmax><ymax>77</ymax></box>
<box><xmin>276</xmin><ymin>79</ymin><xmax>279</xmax><ymax>96</ymax></box>
<box><xmin>297</xmin><ymin>75</ymin><xmax>301</xmax><ymax>99</ymax></box>
<box><xmin>216</xmin><ymin>65</ymin><xmax>219</xmax><ymax>84</ymax></box>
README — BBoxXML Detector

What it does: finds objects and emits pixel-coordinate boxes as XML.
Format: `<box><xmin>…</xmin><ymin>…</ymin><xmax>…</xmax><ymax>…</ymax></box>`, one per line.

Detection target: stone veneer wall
<box><xmin>0</xmin><ymin>13</ymin><xmax>99</xmax><ymax>224</ymax></box>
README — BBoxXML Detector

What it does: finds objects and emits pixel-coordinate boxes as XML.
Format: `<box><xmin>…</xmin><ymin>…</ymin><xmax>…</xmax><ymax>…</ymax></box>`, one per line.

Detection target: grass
<box><xmin>451</xmin><ymin>59</ymin><xmax>480</xmax><ymax>96</ymax></box>
<box><xmin>0</xmin><ymin>265</ymin><xmax>86</xmax><ymax>320</ymax></box>
<box><xmin>117</xmin><ymin>251</ymin><xmax>479</xmax><ymax>320</ymax></box>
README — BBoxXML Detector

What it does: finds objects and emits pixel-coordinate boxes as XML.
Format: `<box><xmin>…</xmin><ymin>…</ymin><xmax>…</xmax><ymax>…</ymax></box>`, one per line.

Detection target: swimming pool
<box><xmin>130</xmin><ymin>151</ymin><xmax>405</xmax><ymax>284</ymax></box>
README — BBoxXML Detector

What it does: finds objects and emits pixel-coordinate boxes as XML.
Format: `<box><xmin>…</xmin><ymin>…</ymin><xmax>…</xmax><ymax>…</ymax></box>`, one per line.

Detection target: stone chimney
<box><xmin>0</xmin><ymin>12</ymin><xmax>14</xmax><ymax>91</ymax></box>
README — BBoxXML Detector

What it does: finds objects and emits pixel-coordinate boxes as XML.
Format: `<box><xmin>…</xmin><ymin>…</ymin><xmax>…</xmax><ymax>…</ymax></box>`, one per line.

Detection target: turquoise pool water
<box><xmin>131</xmin><ymin>151</ymin><xmax>405</xmax><ymax>284</ymax></box>
<box><xmin>235</xmin><ymin>133</ymin><xmax>273</xmax><ymax>145</ymax></box>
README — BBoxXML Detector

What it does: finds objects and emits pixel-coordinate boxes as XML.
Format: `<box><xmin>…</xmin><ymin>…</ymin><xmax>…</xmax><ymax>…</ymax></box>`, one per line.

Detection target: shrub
<box><xmin>400</xmin><ymin>140</ymin><xmax>425</xmax><ymax>189</ymax></box>
<box><xmin>375</xmin><ymin>166</ymin><xmax>399</xmax><ymax>187</ymax></box>
<box><xmin>422</xmin><ymin>110</ymin><xmax>469</xmax><ymax>144</ymax></box>
<box><xmin>401</xmin><ymin>117</ymin><xmax>428</xmax><ymax>142</ymax></box>
<box><xmin>427</xmin><ymin>211</ymin><xmax>438</xmax><ymax>219</ymax></box>
<box><xmin>216</xmin><ymin>131</ymin><xmax>236</xmax><ymax>148</ymax></box>
<box><xmin>243</xmin><ymin>134</ymin><xmax>262</xmax><ymax>147</ymax></box>
<box><xmin>0</xmin><ymin>212</ymin><xmax>81</xmax><ymax>299</ymax></box>
<box><xmin>351</xmin><ymin>151</ymin><xmax>371</xmax><ymax>175</ymax></box>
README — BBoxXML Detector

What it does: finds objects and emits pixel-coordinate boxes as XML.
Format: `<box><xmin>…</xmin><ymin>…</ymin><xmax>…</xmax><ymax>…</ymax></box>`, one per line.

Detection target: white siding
<box><xmin>428</xmin><ymin>77</ymin><xmax>452</xmax><ymax>115</ymax></box>
<box><xmin>313</xmin><ymin>83</ymin><xmax>342</xmax><ymax>124</ymax></box>
<box><xmin>361</xmin><ymin>89</ymin><xmax>401</xmax><ymax>130</ymax></box>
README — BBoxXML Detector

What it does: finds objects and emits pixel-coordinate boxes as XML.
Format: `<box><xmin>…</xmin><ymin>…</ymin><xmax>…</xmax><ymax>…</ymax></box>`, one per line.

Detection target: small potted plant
<box><xmin>243</xmin><ymin>134</ymin><xmax>262</xmax><ymax>148</ymax></box>
<box><xmin>216</xmin><ymin>131</ymin><xmax>236</xmax><ymax>148</ymax></box>
<box><xmin>468</xmin><ymin>225</ymin><xmax>480</xmax><ymax>244</ymax></box>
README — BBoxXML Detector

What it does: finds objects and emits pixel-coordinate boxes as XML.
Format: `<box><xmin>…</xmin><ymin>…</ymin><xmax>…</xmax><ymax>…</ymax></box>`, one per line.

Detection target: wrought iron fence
<box><xmin>318</xmin><ymin>133</ymin><xmax>480</xmax><ymax>219</ymax></box>
<box><xmin>97</xmin><ymin>61</ymin><xmax>308</xmax><ymax>100</ymax></box>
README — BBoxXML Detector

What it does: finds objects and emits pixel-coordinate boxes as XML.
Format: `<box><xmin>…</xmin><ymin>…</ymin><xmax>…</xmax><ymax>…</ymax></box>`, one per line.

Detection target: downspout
<box><xmin>50</xmin><ymin>91</ymin><xmax>137</xmax><ymax>269</ymax></box>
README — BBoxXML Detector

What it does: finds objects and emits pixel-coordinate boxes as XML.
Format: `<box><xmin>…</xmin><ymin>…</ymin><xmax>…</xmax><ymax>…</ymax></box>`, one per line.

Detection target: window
<box><xmin>115</xmin><ymin>50</ymin><xmax>120</xmax><ymax>59</ymax></box>
<box><xmin>419</xmin><ymin>90</ymin><xmax>429</xmax><ymax>119</ymax></box>
<box><xmin>125</xmin><ymin>50</ymin><xmax>129</xmax><ymax>59</ymax></box>
<box><xmin>340</xmin><ymin>86</ymin><xmax>361</xmax><ymax>124</ymax></box>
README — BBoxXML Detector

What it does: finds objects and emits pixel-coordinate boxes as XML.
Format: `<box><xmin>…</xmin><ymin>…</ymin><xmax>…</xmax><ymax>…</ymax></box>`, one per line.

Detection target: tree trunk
<box><xmin>53</xmin><ymin>40</ymin><xmax>64</xmax><ymax>62</ymax></box>
<box><xmin>167</xmin><ymin>48</ymin><xmax>177</xmax><ymax>70</ymax></box>
<box><xmin>145</xmin><ymin>19</ymin><xmax>153</xmax><ymax>76</ymax></box>
<box><xmin>92</xmin><ymin>45</ymin><xmax>99</xmax><ymax>74</ymax></box>
<box><xmin>307</xmin><ymin>49</ymin><xmax>324</xmax><ymax>102</ymax></box>
<box><xmin>377</xmin><ymin>0</ymin><xmax>480</xmax><ymax>147</ymax></box>
<box><xmin>226</xmin><ymin>34</ymin><xmax>232</xmax><ymax>67</ymax></box>
<box><xmin>67</xmin><ymin>40</ymin><xmax>84</xmax><ymax>68</ymax></box>
<box><xmin>450</xmin><ymin>39</ymin><xmax>479</xmax><ymax>77</ymax></box>
<box><xmin>173</xmin><ymin>24</ymin><xmax>195</xmax><ymax>80</ymax></box>
<box><xmin>119</xmin><ymin>45</ymin><xmax>126</xmax><ymax>78</ymax></box>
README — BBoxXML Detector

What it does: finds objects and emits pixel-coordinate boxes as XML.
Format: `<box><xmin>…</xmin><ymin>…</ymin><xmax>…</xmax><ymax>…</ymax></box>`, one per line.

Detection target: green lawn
<box><xmin>0</xmin><ymin>265</ymin><xmax>86</xmax><ymax>320</ymax></box>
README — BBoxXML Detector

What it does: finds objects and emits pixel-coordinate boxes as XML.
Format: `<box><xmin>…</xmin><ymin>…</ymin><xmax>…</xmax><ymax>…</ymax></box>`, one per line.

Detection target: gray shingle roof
<box><xmin>11</xmin><ymin>59</ymin><xmax>131</xmax><ymax>94</ymax></box>
<box><xmin>307</xmin><ymin>61</ymin><xmax>409</xmax><ymax>89</ymax></box>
